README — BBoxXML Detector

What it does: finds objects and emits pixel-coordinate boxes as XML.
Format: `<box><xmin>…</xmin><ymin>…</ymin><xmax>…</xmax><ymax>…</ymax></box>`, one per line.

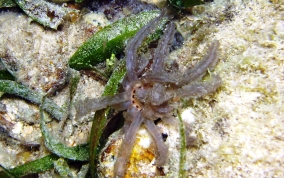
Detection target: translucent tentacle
<box><xmin>141</xmin><ymin>73</ymin><xmax>178</xmax><ymax>85</ymax></box>
<box><xmin>150</xmin><ymin>83</ymin><xmax>174</xmax><ymax>106</ymax></box>
<box><xmin>152</xmin><ymin>21</ymin><xmax>176</xmax><ymax>73</ymax></box>
<box><xmin>135</xmin><ymin>54</ymin><xmax>150</xmax><ymax>75</ymax></box>
<box><xmin>177</xmin><ymin>40</ymin><xmax>220</xmax><ymax>86</ymax></box>
<box><xmin>114</xmin><ymin>111</ymin><xmax>144</xmax><ymax>177</ymax></box>
<box><xmin>176</xmin><ymin>74</ymin><xmax>222</xmax><ymax>98</ymax></box>
<box><xmin>144</xmin><ymin>119</ymin><xmax>168</xmax><ymax>166</ymax></box>
<box><xmin>122</xmin><ymin>106</ymin><xmax>139</xmax><ymax>133</ymax></box>
<box><xmin>112</xmin><ymin>101</ymin><xmax>131</xmax><ymax>111</ymax></box>
<box><xmin>125</xmin><ymin>13</ymin><xmax>164</xmax><ymax>82</ymax></box>
<box><xmin>161</xmin><ymin>116</ymin><xmax>179</xmax><ymax>126</ymax></box>
<box><xmin>75</xmin><ymin>91</ymin><xmax>130</xmax><ymax>118</ymax></box>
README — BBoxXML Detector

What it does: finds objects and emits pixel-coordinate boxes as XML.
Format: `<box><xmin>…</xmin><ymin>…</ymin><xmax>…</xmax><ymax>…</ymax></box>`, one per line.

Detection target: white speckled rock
<box><xmin>0</xmin><ymin>0</ymin><xmax>283</xmax><ymax>177</ymax></box>
<box><xmin>98</xmin><ymin>121</ymin><xmax>183</xmax><ymax>178</ymax></box>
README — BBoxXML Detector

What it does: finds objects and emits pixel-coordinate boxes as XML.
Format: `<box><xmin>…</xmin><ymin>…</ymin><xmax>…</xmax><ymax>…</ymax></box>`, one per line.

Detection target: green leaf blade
<box><xmin>69</xmin><ymin>10</ymin><xmax>160</xmax><ymax>70</ymax></box>
<box><xmin>89</xmin><ymin>60</ymin><xmax>126</xmax><ymax>177</ymax></box>
<box><xmin>0</xmin><ymin>0</ymin><xmax>17</xmax><ymax>8</ymax></box>
<box><xmin>40</xmin><ymin>109</ymin><xmax>89</xmax><ymax>161</ymax></box>
<box><xmin>0</xmin><ymin>80</ymin><xmax>64</xmax><ymax>120</ymax></box>
<box><xmin>0</xmin><ymin>154</ymin><xmax>59</xmax><ymax>178</ymax></box>
<box><xmin>177</xmin><ymin>110</ymin><xmax>187</xmax><ymax>178</ymax></box>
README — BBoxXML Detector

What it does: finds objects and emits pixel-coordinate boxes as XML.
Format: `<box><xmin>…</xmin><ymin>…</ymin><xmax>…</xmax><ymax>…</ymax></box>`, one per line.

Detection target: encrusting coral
<box><xmin>76</xmin><ymin>12</ymin><xmax>222</xmax><ymax>177</ymax></box>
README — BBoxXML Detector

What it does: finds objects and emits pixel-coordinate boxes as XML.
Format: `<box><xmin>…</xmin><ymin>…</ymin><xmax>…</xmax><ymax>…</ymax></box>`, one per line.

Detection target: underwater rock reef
<box><xmin>0</xmin><ymin>0</ymin><xmax>283</xmax><ymax>177</ymax></box>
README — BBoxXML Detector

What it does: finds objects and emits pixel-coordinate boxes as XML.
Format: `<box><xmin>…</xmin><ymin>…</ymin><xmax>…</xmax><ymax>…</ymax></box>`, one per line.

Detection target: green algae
<box><xmin>69</xmin><ymin>10</ymin><xmax>161</xmax><ymax>70</ymax></box>
<box><xmin>53</xmin><ymin>158</ymin><xmax>73</xmax><ymax>177</ymax></box>
<box><xmin>0</xmin><ymin>0</ymin><xmax>16</xmax><ymax>8</ymax></box>
<box><xmin>177</xmin><ymin>109</ymin><xmax>187</xmax><ymax>178</ymax></box>
<box><xmin>89</xmin><ymin>59</ymin><xmax>126</xmax><ymax>177</ymax></box>
<box><xmin>0</xmin><ymin>80</ymin><xmax>64</xmax><ymax>120</ymax></box>
<box><xmin>40</xmin><ymin>100</ymin><xmax>89</xmax><ymax>161</ymax></box>
<box><xmin>0</xmin><ymin>154</ymin><xmax>59</xmax><ymax>178</ymax></box>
